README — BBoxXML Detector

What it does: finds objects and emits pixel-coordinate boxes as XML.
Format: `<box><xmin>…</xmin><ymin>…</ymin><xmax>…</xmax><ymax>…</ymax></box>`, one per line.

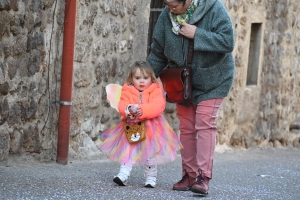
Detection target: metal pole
<box><xmin>56</xmin><ymin>0</ymin><xmax>77</xmax><ymax>165</ymax></box>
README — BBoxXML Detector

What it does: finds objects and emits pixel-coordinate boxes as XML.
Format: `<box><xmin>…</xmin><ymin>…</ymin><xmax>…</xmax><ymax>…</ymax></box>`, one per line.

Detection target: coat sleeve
<box><xmin>138</xmin><ymin>87</ymin><xmax>166</xmax><ymax>120</ymax></box>
<box><xmin>118</xmin><ymin>86</ymin><xmax>133</xmax><ymax>118</ymax></box>
<box><xmin>193</xmin><ymin>2</ymin><xmax>235</xmax><ymax>53</ymax></box>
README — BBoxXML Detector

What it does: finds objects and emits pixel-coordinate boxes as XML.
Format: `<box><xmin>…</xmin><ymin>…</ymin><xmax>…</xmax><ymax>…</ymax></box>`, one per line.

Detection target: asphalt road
<box><xmin>1</xmin><ymin>147</ymin><xmax>300</xmax><ymax>200</ymax></box>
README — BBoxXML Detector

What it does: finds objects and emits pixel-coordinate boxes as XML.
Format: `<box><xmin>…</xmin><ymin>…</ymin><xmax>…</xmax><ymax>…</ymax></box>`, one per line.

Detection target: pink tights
<box><xmin>176</xmin><ymin>98</ymin><xmax>223</xmax><ymax>179</ymax></box>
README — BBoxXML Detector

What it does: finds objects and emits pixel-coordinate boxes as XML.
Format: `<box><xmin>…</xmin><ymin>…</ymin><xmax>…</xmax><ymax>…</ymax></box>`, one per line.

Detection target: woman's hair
<box><xmin>164</xmin><ymin>0</ymin><xmax>187</xmax><ymax>6</ymax></box>
<box><xmin>126</xmin><ymin>61</ymin><xmax>157</xmax><ymax>84</ymax></box>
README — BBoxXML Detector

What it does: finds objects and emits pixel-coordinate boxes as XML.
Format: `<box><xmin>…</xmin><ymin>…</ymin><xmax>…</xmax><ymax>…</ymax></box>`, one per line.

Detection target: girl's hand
<box><xmin>135</xmin><ymin>107</ymin><xmax>143</xmax><ymax>117</ymax></box>
<box><xmin>129</xmin><ymin>104</ymin><xmax>142</xmax><ymax>117</ymax></box>
<box><xmin>129</xmin><ymin>107</ymin><xmax>136</xmax><ymax>114</ymax></box>
<box><xmin>179</xmin><ymin>22</ymin><xmax>196</xmax><ymax>39</ymax></box>
<box><xmin>129</xmin><ymin>104</ymin><xmax>139</xmax><ymax>114</ymax></box>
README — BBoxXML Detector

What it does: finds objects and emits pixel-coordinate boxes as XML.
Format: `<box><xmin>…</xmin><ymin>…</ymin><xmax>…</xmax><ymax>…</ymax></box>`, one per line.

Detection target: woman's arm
<box><xmin>193</xmin><ymin>3</ymin><xmax>235</xmax><ymax>53</ymax></box>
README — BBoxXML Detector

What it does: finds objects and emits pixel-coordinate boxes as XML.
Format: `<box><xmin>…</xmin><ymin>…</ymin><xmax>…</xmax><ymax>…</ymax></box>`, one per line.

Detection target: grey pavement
<box><xmin>0</xmin><ymin>147</ymin><xmax>300</xmax><ymax>200</ymax></box>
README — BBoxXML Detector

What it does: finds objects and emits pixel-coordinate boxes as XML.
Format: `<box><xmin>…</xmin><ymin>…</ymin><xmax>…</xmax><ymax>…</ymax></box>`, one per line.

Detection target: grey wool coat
<box><xmin>147</xmin><ymin>0</ymin><xmax>236</xmax><ymax>106</ymax></box>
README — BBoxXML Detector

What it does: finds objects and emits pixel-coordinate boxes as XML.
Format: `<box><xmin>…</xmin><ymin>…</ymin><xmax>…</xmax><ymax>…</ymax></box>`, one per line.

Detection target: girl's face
<box><xmin>164</xmin><ymin>0</ymin><xmax>191</xmax><ymax>15</ymax></box>
<box><xmin>132</xmin><ymin>68</ymin><xmax>152</xmax><ymax>91</ymax></box>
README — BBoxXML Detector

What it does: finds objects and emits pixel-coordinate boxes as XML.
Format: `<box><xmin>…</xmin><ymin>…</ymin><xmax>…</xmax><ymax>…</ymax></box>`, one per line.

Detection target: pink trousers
<box><xmin>176</xmin><ymin>98</ymin><xmax>223</xmax><ymax>179</ymax></box>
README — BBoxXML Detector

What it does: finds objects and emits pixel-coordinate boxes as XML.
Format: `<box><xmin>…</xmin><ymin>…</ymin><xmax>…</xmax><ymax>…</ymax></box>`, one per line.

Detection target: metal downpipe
<box><xmin>56</xmin><ymin>0</ymin><xmax>77</xmax><ymax>165</ymax></box>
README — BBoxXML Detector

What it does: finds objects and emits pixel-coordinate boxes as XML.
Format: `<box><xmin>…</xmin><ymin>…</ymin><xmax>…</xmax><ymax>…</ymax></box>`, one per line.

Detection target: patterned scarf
<box><xmin>169</xmin><ymin>0</ymin><xmax>200</xmax><ymax>35</ymax></box>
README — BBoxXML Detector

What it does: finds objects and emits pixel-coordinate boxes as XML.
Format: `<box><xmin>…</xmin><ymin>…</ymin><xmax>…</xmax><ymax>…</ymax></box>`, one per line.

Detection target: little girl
<box><xmin>100</xmin><ymin>61</ymin><xmax>182</xmax><ymax>188</ymax></box>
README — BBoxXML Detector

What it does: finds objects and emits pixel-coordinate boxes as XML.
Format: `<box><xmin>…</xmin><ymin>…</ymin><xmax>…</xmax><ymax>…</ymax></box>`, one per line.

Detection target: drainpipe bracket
<box><xmin>57</xmin><ymin>101</ymin><xmax>72</xmax><ymax>106</ymax></box>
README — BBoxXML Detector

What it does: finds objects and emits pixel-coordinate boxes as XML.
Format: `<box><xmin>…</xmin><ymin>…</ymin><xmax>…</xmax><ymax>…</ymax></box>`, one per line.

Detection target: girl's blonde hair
<box><xmin>126</xmin><ymin>61</ymin><xmax>157</xmax><ymax>84</ymax></box>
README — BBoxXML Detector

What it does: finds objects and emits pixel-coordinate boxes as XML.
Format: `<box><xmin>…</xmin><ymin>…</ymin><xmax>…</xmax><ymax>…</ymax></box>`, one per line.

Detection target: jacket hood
<box><xmin>123</xmin><ymin>82</ymin><xmax>159</xmax><ymax>95</ymax></box>
<box><xmin>189</xmin><ymin>0</ymin><xmax>217</xmax><ymax>24</ymax></box>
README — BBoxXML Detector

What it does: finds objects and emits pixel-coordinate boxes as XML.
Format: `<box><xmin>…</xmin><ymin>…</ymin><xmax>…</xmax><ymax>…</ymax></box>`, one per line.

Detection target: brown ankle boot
<box><xmin>172</xmin><ymin>170</ymin><xmax>196</xmax><ymax>191</ymax></box>
<box><xmin>190</xmin><ymin>170</ymin><xmax>210</xmax><ymax>196</ymax></box>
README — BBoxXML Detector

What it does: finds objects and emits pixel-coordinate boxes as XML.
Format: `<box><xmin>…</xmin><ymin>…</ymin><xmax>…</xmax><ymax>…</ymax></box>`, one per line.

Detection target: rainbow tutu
<box><xmin>99</xmin><ymin>115</ymin><xmax>182</xmax><ymax>165</ymax></box>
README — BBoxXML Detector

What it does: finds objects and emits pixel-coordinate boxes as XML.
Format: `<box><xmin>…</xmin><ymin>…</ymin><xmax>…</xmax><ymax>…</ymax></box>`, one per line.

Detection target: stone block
<box><xmin>293</xmin><ymin>138</ymin><xmax>299</xmax><ymax>148</ymax></box>
<box><xmin>85</xmin><ymin>5</ymin><xmax>98</xmax><ymax>27</ymax></box>
<box><xmin>244</xmin><ymin>136</ymin><xmax>255</xmax><ymax>148</ymax></box>
<box><xmin>27</xmin><ymin>31</ymin><xmax>45</xmax><ymax>51</ymax></box>
<box><xmin>94</xmin><ymin>61</ymin><xmax>109</xmax><ymax>84</ymax></box>
<box><xmin>100</xmin><ymin>113</ymin><xmax>110</xmax><ymax>123</ymax></box>
<box><xmin>74</xmin><ymin>35</ymin><xmax>92</xmax><ymax>62</ymax></box>
<box><xmin>24</xmin><ymin>11</ymin><xmax>34</xmax><ymax>33</ymax></box>
<box><xmin>28</xmin><ymin>50</ymin><xmax>42</xmax><ymax>76</ymax></box>
<box><xmin>18</xmin><ymin>53</ymin><xmax>30</xmax><ymax>77</ymax></box>
<box><xmin>28</xmin><ymin>0</ymin><xmax>41</xmax><ymax>13</ymax></box>
<box><xmin>9</xmin><ymin>129</ymin><xmax>23</xmax><ymax>154</ymax></box>
<box><xmin>40</xmin><ymin>10</ymin><xmax>48</xmax><ymax>31</ymax></box>
<box><xmin>20</xmin><ymin>100</ymin><xmax>38</xmax><ymax>121</ymax></box>
<box><xmin>86</xmin><ymin>91</ymin><xmax>100</xmax><ymax>109</ymax></box>
<box><xmin>102</xmin><ymin>18</ymin><xmax>112</xmax><ymax>37</ymax></box>
<box><xmin>110</xmin><ymin>57</ymin><xmax>117</xmax><ymax>77</ymax></box>
<box><xmin>13</xmin><ymin>35</ymin><xmax>27</xmax><ymax>55</ymax></box>
<box><xmin>2</xmin><ymin>38</ymin><xmax>12</xmax><ymax>58</ymax></box>
<box><xmin>0</xmin><ymin>62</ymin><xmax>6</xmax><ymax>83</ymax></box>
<box><xmin>230</xmin><ymin>131</ymin><xmax>242</xmax><ymax>147</ymax></box>
<box><xmin>111</xmin><ymin>21</ymin><xmax>121</xmax><ymax>36</ymax></box>
<box><xmin>0</xmin><ymin>98</ymin><xmax>9</xmax><ymax>125</ymax></box>
<box><xmin>22</xmin><ymin>125</ymin><xmax>41</xmax><ymax>153</ymax></box>
<box><xmin>7</xmin><ymin>57</ymin><xmax>17</xmax><ymax>80</ymax></box>
<box><xmin>0</xmin><ymin>131</ymin><xmax>9</xmax><ymax>161</ymax></box>
<box><xmin>44</xmin><ymin>0</ymin><xmax>56</xmax><ymax>9</ymax></box>
<box><xmin>74</xmin><ymin>66</ymin><xmax>92</xmax><ymax>88</ymax></box>
<box><xmin>117</xmin><ymin>40</ymin><xmax>127</xmax><ymax>54</ymax></box>
<box><xmin>0</xmin><ymin>82</ymin><xmax>9</xmax><ymax>95</ymax></box>
<box><xmin>0</xmin><ymin>0</ymin><xmax>10</xmax><ymax>10</ymax></box>
<box><xmin>10</xmin><ymin>15</ymin><xmax>21</xmax><ymax>36</ymax></box>
<box><xmin>81</xmin><ymin>118</ymin><xmax>93</xmax><ymax>133</ymax></box>
<box><xmin>240</xmin><ymin>16</ymin><xmax>247</xmax><ymax>26</ymax></box>
<box><xmin>94</xmin><ymin>21</ymin><xmax>103</xmax><ymax>36</ymax></box>
<box><xmin>95</xmin><ymin>64</ymin><xmax>102</xmax><ymax>84</ymax></box>
<box><xmin>8</xmin><ymin>103</ymin><xmax>21</xmax><ymax>126</ymax></box>
<box><xmin>10</xmin><ymin>0</ymin><xmax>18</xmax><ymax>11</ymax></box>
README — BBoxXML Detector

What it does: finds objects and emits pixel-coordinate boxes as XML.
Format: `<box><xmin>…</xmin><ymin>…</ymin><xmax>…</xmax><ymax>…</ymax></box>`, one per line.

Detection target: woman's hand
<box><xmin>179</xmin><ymin>22</ymin><xmax>196</xmax><ymax>39</ymax></box>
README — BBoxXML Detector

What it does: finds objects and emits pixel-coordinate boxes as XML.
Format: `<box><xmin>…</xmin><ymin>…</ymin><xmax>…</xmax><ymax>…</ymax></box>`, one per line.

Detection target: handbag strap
<box><xmin>181</xmin><ymin>37</ymin><xmax>194</xmax><ymax>66</ymax></box>
<box><xmin>187</xmin><ymin>39</ymin><xmax>194</xmax><ymax>65</ymax></box>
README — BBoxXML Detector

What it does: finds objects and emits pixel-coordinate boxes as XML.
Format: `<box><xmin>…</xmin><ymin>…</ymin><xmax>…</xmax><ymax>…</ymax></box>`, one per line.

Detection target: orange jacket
<box><xmin>118</xmin><ymin>83</ymin><xmax>166</xmax><ymax>120</ymax></box>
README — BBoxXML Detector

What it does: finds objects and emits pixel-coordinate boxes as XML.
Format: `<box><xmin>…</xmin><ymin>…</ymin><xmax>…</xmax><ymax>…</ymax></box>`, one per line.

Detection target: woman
<box><xmin>147</xmin><ymin>0</ymin><xmax>235</xmax><ymax>196</ymax></box>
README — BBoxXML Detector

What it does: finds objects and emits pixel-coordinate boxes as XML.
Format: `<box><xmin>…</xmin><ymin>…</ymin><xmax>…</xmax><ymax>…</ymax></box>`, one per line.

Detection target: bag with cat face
<box><xmin>124</xmin><ymin>121</ymin><xmax>146</xmax><ymax>143</ymax></box>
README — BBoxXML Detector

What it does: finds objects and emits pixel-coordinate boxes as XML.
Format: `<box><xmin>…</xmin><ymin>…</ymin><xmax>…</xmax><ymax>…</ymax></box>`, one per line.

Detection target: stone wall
<box><xmin>0</xmin><ymin>0</ymin><xmax>65</xmax><ymax>161</ymax></box>
<box><xmin>222</xmin><ymin>0</ymin><xmax>300</xmax><ymax>149</ymax></box>
<box><xmin>0</xmin><ymin>0</ymin><xmax>299</xmax><ymax>163</ymax></box>
<box><xmin>69</xmin><ymin>0</ymin><xmax>151</xmax><ymax>159</ymax></box>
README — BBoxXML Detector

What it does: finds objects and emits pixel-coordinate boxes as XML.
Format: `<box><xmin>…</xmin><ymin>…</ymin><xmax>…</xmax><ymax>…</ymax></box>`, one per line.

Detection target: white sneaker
<box><xmin>145</xmin><ymin>175</ymin><xmax>157</xmax><ymax>188</ymax></box>
<box><xmin>113</xmin><ymin>164</ymin><xmax>132</xmax><ymax>186</ymax></box>
<box><xmin>144</xmin><ymin>158</ymin><xmax>157</xmax><ymax>188</ymax></box>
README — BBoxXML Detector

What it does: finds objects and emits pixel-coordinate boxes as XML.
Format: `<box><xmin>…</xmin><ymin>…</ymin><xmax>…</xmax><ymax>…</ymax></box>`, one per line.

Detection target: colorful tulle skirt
<box><xmin>99</xmin><ymin>115</ymin><xmax>182</xmax><ymax>165</ymax></box>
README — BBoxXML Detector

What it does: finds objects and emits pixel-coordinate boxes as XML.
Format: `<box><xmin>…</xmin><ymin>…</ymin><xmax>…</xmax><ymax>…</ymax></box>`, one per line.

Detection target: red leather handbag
<box><xmin>159</xmin><ymin>38</ymin><xmax>194</xmax><ymax>103</ymax></box>
<box><xmin>159</xmin><ymin>66</ymin><xmax>192</xmax><ymax>103</ymax></box>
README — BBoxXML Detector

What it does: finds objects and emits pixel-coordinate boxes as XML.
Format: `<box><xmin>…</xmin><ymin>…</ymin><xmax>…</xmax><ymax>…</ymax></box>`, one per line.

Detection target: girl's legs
<box><xmin>113</xmin><ymin>164</ymin><xmax>132</xmax><ymax>186</ymax></box>
<box><xmin>144</xmin><ymin>157</ymin><xmax>157</xmax><ymax>188</ymax></box>
<box><xmin>114</xmin><ymin>158</ymin><xmax>157</xmax><ymax>187</ymax></box>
